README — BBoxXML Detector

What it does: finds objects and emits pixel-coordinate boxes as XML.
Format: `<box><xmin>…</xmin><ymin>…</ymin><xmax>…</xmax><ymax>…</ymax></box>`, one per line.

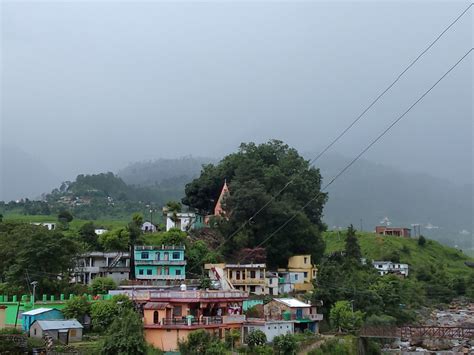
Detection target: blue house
<box><xmin>22</xmin><ymin>308</ymin><xmax>64</xmax><ymax>332</ymax></box>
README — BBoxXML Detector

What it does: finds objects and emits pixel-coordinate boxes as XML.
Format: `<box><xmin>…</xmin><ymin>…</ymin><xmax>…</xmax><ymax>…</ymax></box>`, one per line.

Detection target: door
<box><xmin>296</xmin><ymin>308</ymin><xmax>303</xmax><ymax>319</ymax></box>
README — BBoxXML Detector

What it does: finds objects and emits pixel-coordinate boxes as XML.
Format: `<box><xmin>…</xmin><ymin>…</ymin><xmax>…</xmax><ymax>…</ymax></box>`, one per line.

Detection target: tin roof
<box><xmin>273</xmin><ymin>298</ymin><xmax>311</xmax><ymax>308</ymax></box>
<box><xmin>143</xmin><ymin>302</ymin><xmax>171</xmax><ymax>310</ymax></box>
<box><xmin>22</xmin><ymin>308</ymin><xmax>58</xmax><ymax>316</ymax></box>
<box><xmin>35</xmin><ymin>319</ymin><xmax>83</xmax><ymax>330</ymax></box>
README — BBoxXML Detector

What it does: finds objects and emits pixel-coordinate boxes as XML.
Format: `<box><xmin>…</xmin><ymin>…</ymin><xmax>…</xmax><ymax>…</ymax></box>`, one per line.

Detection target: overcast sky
<box><xmin>1</xmin><ymin>1</ymin><xmax>473</xmax><ymax>192</ymax></box>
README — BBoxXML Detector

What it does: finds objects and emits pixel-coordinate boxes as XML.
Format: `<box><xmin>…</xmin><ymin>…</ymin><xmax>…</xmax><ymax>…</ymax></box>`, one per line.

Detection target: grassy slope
<box><xmin>2</xmin><ymin>213</ymin><xmax>128</xmax><ymax>231</ymax></box>
<box><xmin>323</xmin><ymin>231</ymin><xmax>474</xmax><ymax>278</ymax></box>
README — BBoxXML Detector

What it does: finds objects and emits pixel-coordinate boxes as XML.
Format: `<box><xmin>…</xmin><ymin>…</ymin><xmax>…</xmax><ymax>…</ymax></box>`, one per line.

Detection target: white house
<box><xmin>372</xmin><ymin>261</ymin><xmax>409</xmax><ymax>277</ymax></box>
<box><xmin>32</xmin><ymin>222</ymin><xmax>56</xmax><ymax>231</ymax></box>
<box><xmin>243</xmin><ymin>319</ymin><xmax>294</xmax><ymax>343</ymax></box>
<box><xmin>94</xmin><ymin>228</ymin><xmax>108</xmax><ymax>235</ymax></box>
<box><xmin>141</xmin><ymin>221</ymin><xmax>157</xmax><ymax>233</ymax></box>
<box><xmin>166</xmin><ymin>212</ymin><xmax>204</xmax><ymax>232</ymax></box>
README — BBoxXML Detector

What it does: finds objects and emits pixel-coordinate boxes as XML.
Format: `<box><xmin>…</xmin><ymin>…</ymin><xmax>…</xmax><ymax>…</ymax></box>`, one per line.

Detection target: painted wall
<box><xmin>22</xmin><ymin>309</ymin><xmax>64</xmax><ymax>332</ymax></box>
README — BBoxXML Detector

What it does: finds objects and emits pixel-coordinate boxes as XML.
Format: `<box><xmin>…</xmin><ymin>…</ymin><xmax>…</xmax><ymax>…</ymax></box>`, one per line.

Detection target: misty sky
<box><xmin>1</xmin><ymin>1</ymin><xmax>473</xmax><ymax>193</ymax></box>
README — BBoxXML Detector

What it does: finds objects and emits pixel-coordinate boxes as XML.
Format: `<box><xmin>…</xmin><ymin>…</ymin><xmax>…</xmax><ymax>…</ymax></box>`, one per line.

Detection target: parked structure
<box><xmin>264</xmin><ymin>298</ymin><xmax>323</xmax><ymax>333</ymax></box>
<box><xmin>73</xmin><ymin>251</ymin><xmax>130</xmax><ymax>284</ymax></box>
<box><xmin>22</xmin><ymin>308</ymin><xmax>64</xmax><ymax>332</ymax></box>
<box><xmin>141</xmin><ymin>289</ymin><xmax>248</xmax><ymax>352</ymax></box>
<box><xmin>372</xmin><ymin>261</ymin><xmax>409</xmax><ymax>277</ymax></box>
<box><xmin>205</xmin><ymin>263</ymin><xmax>266</xmax><ymax>295</ymax></box>
<box><xmin>30</xmin><ymin>319</ymin><xmax>83</xmax><ymax>343</ymax></box>
<box><xmin>243</xmin><ymin>318</ymin><xmax>294</xmax><ymax>343</ymax></box>
<box><xmin>376</xmin><ymin>226</ymin><xmax>411</xmax><ymax>238</ymax></box>
<box><xmin>135</xmin><ymin>245</ymin><xmax>186</xmax><ymax>282</ymax></box>
<box><xmin>165</xmin><ymin>212</ymin><xmax>205</xmax><ymax>232</ymax></box>
<box><xmin>278</xmin><ymin>255</ymin><xmax>317</xmax><ymax>292</ymax></box>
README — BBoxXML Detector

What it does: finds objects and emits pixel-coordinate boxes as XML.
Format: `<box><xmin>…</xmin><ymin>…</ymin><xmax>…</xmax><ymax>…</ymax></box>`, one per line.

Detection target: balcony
<box><xmin>136</xmin><ymin>274</ymin><xmax>185</xmax><ymax>280</ymax></box>
<box><xmin>222</xmin><ymin>315</ymin><xmax>246</xmax><ymax>324</ymax></box>
<box><xmin>149</xmin><ymin>290</ymin><xmax>248</xmax><ymax>300</ymax></box>
<box><xmin>135</xmin><ymin>259</ymin><xmax>186</xmax><ymax>266</ymax></box>
<box><xmin>230</xmin><ymin>279</ymin><xmax>266</xmax><ymax>285</ymax></box>
<box><xmin>161</xmin><ymin>316</ymin><xmax>223</xmax><ymax>326</ymax></box>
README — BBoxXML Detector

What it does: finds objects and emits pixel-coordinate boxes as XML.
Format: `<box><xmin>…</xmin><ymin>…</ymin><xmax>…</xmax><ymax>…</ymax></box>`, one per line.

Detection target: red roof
<box><xmin>143</xmin><ymin>302</ymin><xmax>171</xmax><ymax>310</ymax></box>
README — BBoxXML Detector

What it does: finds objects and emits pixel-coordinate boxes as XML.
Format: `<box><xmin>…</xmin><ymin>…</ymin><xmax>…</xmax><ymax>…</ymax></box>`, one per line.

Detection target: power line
<box><xmin>211</xmin><ymin>3</ymin><xmax>474</xmax><ymax>251</ymax></box>
<box><xmin>240</xmin><ymin>48</ymin><xmax>473</xmax><ymax>262</ymax></box>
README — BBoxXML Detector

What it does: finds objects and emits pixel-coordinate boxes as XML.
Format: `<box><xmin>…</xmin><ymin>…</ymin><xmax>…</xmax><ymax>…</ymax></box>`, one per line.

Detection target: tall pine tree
<box><xmin>344</xmin><ymin>224</ymin><xmax>361</xmax><ymax>260</ymax></box>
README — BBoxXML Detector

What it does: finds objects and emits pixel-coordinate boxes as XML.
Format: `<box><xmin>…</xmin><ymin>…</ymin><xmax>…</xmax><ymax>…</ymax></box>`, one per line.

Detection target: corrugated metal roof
<box><xmin>22</xmin><ymin>308</ymin><xmax>58</xmax><ymax>316</ymax></box>
<box><xmin>143</xmin><ymin>302</ymin><xmax>171</xmax><ymax>310</ymax></box>
<box><xmin>273</xmin><ymin>298</ymin><xmax>311</xmax><ymax>308</ymax></box>
<box><xmin>35</xmin><ymin>319</ymin><xmax>83</xmax><ymax>330</ymax></box>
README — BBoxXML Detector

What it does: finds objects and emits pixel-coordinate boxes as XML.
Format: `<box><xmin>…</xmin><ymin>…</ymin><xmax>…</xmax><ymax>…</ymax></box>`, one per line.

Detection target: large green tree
<box><xmin>183</xmin><ymin>140</ymin><xmax>327</xmax><ymax>267</ymax></box>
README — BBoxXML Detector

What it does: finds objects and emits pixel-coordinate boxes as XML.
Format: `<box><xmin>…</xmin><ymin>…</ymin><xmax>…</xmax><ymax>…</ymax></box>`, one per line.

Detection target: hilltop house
<box><xmin>375</xmin><ymin>226</ymin><xmax>411</xmax><ymax>238</ymax></box>
<box><xmin>141</xmin><ymin>222</ymin><xmax>157</xmax><ymax>233</ymax></box>
<box><xmin>134</xmin><ymin>245</ymin><xmax>186</xmax><ymax>283</ymax></box>
<box><xmin>372</xmin><ymin>261</ymin><xmax>409</xmax><ymax>277</ymax></box>
<box><xmin>73</xmin><ymin>251</ymin><xmax>130</xmax><ymax>284</ymax></box>
<box><xmin>31</xmin><ymin>222</ymin><xmax>56</xmax><ymax>231</ymax></box>
<box><xmin>141</xmin><ymin>289</ymin><xmax>247</xmax><ymax>352</ymax></box>
<box><xmin>264</xmin><ymin>298</ymin><xmax>323</xmax><ymax>333</ymax></box>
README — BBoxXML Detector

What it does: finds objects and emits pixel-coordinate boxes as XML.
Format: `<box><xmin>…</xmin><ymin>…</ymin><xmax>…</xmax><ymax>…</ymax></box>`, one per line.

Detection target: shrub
<box><xmin>247</xmin><ymin>329</ymin><xmax>267</xmax><ymax>348</ymax></box>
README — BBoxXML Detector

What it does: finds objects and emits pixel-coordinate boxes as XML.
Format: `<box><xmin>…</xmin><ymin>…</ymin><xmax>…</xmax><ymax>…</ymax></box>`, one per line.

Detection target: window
<box><xmin>304</xmin><ymin>272</ymin><xmax>308</xmax><ymax>278</ymax></box>
<box><xmin>250</xmin><ymin>270</ymin><xmax>256</xmax><ymax>278</ymax></box>
<box><xmin>141</xmin><ymin>252</ymin><xmax>149</xmax><ymax>259</ymax></box>
<box><xmin>153</xmin><ymin>311</ymin><xmax>159</xmax><ymax>324</ymax></box>
<box><xmin>175</xmin><ymin>269</ymin><xmax>182</xmax><ymax>276</ymax></box>
<box><xmin>304</xmin><ymin>257</ymin><xmax>308</xmax><ymax>264</ymax></box>
<box><xmin>173</xmin><ymin>306</ymin><xmax>182</xmax><ymax>317</ymax></box>
<box><xmin>34</xmin><ymin>328</ymin><xmax>37</xmax><ymax>335</ymax></box>
<box><xmin>294</xmin><ymin>274</ymin><xmax>298</xmax><ymax>280</ymax></box>
<box><xmin>147</xmin><ymin>269</ymin><xmax>152</xmax><ymax>275</ymax></box>
<box><xmin>172</xmin><ymin>252</ymin><xmax>181</xmax><ymax>260</ymax></box>
<box><xmin>250</xmin><ymin>286</ymin><xmax>256</xmax><ymax>293</ymax></box>
<box><xmin>139</xmin><ymin>269</ymin><xmax>144</xmax><ymax>275</ymax></box>
<box><xmin>70</xmin><ymin>329</ymin><xmax>77</xmax><ymax>337</ymax></box>
<box><xmin>236</xmin><ymin>271</ymin><xmax>241</xmax><ymax>280</ymax></box>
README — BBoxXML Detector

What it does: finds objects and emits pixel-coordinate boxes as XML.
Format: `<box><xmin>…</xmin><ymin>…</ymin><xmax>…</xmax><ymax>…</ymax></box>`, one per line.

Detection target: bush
<box><xmin>247</xmin><ymin>329</ymin><xmax>267</xmax><ymax>348</ymax></box>
<box><xmin>90</xmin><ymin>277</ymin><xmax>117</xmax><ymax>295</ymax></box>
<box><xmin>273</xmin><ymin>333</ymin><xmax>298</xmax><ymax>354</ymax></box>
<box><xmin>418</xmin><ymin>235</ymin><xmax>426</xmax><ymax>246</ymax></box>
<box><xmin>63</xmin><ymin>296</ymin><xmax>91</xmax><ymax>323</ymax></box>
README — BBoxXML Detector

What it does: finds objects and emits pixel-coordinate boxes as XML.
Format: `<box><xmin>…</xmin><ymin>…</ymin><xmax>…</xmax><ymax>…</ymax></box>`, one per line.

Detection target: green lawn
<box><xmin>323</xmin><ymin>231</ymin><xmax>474</xmax><ymax>278</ymax></box>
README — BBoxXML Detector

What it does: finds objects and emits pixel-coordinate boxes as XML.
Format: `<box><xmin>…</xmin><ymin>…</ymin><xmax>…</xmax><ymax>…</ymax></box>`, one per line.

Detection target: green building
<box><xmin>134</xmin><ymin>245</ymin><xmax>186</xmax><ymax>281</ymax></box>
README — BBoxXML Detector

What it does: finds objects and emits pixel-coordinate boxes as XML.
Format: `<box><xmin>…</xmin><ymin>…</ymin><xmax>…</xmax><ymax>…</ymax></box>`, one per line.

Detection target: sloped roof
<box><xmin>35</xmin><ymin>319</ymin><xmax>83</xmax><ymax>330</ymax></box>
<box><xmin>22</xmin><ymin>308</ymin><xmax>58</xmax><ymax>316</ymax></box>
<box><xmin>273</xmin><ymin>298</ymin><xmax>311</xmax><ymax>308</ymax></box>
<box><xmin>143</xmin><ymin>302</ymin><xmax>171</xmax><ymax>310</ymax></box>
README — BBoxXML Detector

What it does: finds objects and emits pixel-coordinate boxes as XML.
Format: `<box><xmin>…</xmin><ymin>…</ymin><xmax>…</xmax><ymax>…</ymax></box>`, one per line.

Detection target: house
<box><xmin>73</xmin><ymin>251</ymin><xmax>130</xmax><ymax>284</ymax></box>
<box><xmin>372</xmin><ymin>261</ymin><xmax>409</xmax><ymax>277</ymax></box>
<box><xmin>31</xmin><ymin>222</ymin><xmax>56</xmax><ymax>231</ymax></box>
<box><xmin>21</xmin><ymin>308</ymin><xmax>64</xmax><ymax>332</ymax></box>
<box><xmin>30</xmin><ymin>319</ymin><xmax>83</xmax><ymax>343</ymax></box>
<box><xmin>165</xmin><ymin>212</ymin><xmax>205</xmax><ymax>232</ymax></box>
<box><xmin>375</xmin><ymin>226</ymin><xmax>411</xmax><ymax>238</ymax></box>
<box><xmin>264</xmin><ymin>298</ymin><xmax>323</xmax><ymax>334</ymax></box>
<box><xmin>94</xmin><ymin>228</ymin><xmax>108</xmax><ymax>235</ymax></box>
<box><xmin>243</xmin><ymin>318</ymin><xmax>294</xmax><ymax>343</ymax></box>
<box><xmin>278</xmin><ymin>255</ymin><xmax>317</xmax><ymax>292</ymax></box>
<box><xmin>135</xmin><ymin>245</ymin><xmax>186</xmax><ymax>282</ymax></box>
<box><xmin>141</xmin><ymin>221</ymin><xmax>157</xmax><ymax>233</ymax></box>
<box><xmin>265</xmin><ymin>272</ymin><xmax>279</xmax><ymax>296</ymax></box>
<box><xmin>142</xmin><ymin>289</ymin><xmax>248</xmax><ymax>352</ymax></box>
<box><xmin>205</xmin><ymin>263</ymin><xmax>267</xmax><ymax>295</ymax></box>
<box><xmin>277</xmin><ymin>271</ymin><xmax>305</xmax><ymax>294</ymax></box>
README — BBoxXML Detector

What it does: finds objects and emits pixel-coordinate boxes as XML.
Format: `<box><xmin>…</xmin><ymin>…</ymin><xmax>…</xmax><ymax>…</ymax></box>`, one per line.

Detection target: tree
<box><xmin>90</xmin><ymin>277</ymin><xmax>117</xmax><ymax>295</ymax></box>
<box><xmin>329</xmin><ymin>301</ymin><xmax>364</xmax><ymax>333</ymax></box>
<box><xmin>58</xmin><ymin>210</ymin><xmax>74</xmax><ymax>223</ymax></box>
<box><xmin>183</xmin><ymin>140</ymin><xmax>327</xmax><ymax>267</ymax></box>
<box><xmin>344</xmin><ymin>225</ymin><xmax>361</xmax><ymax>260</ymax></box>
<box><xmin>101</xmin><ymin>308</ymin><xmax>146</xmax><ymax>355</ymax></box>
<box><xmin>273</xmin><ymin>334</ymin><xmax>298</xmax><ymax>354</ymax></box>
<box><xmin>225</xmin><ymin>329</ymin><xmax>240</xmax><ymax>351</ymax></box>
<box><xmin>79</xmin><ymin>222</ymin><xmax>100</xmax><ymax>249</ymax></box>
<box><xmin>98</xmin><ymin>228</ymin><xmax>129</xmax><ymax>251</ymax></box>
<box><xmin>418</xmin><ymin>235</ymin><xmax>426</xmax><ymax>246</ymax></box>
<box><xmin>178</xmin><ymin>329</ymin><xmax>220</xmax><ymax>355</ymax></box>
<box><xmin>247</xmin><ymin>329</ymin><xmax>267</xmax><ymax>348</ymax></box>
<box><xmin>63</xmin><ymin>296</ymin><xmax>91</xmax><ymax>324</ymax></box>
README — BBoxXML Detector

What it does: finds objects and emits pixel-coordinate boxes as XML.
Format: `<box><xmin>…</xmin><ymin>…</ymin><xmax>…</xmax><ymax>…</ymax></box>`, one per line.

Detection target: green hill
<box><xmin>323</xmin><ymin>231</ymin><xmax>474</xmax><ymax>278</ymax></box>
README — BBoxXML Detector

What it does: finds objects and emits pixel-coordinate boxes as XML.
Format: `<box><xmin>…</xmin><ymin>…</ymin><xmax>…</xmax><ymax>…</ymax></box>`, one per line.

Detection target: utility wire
<box><xmin>240</xmin><ymin>48</ymin><xmax>473</xmax><ymax>262</ymax></box>
<box><xmin>211</xmin><ymin>3</ymin><xmax>474</xmax><ymax>250</ymax></box>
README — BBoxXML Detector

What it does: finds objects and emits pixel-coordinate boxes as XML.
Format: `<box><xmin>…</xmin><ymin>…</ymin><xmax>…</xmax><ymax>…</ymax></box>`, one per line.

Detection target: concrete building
<box><xmin>31</xmin><ymin>222</ymin><xmax>56</xmax><ymax>230</ymax></box>
<box><xmin>278</xmin><ymin>255</ymin><xmax>317</xmax><ymax>292</ymax></box>
<box><xmin>141</xmin><ymin>289</ymin><xmax>248</xmax><ymax>352</ymax></box>
<box><xmin>277</xmin><ymin>271</ymin><xmax>305</xmax><ymax>294</ymax></box>
<box><xmin>165</xmin><ymin>212</ymin><xmax>205</xmax><ymax>232</ymax></box>
<box><xmin>141</xmin><ymin>221</ymin><xmax>157</xmax><ymax>233</ymax></box>
<box><xmin>375</xmin><ymin>226</ymin><xmax>411</xmax><ymax>238</ymax></box>
<box><xmin>372</xmin><ymin>261</ymin><xmax>409</xmax><ymax>277</ymax></box>
<box><xmin>265</xmin><ymin>272</ymin><xmax>279</xmax><ymax>296</ymax></box>
<box><xmin>205</xmin><ymin>263</ymin><xmax>266</xmax><ymax>295</ymax></box>
<box><xmin>135</xmin><ymin>245</ymin><xmax>186</xmax><ymax>282</ymax></box>
<box><xmin>94</xmin><ymin>228</ymin><xmax>108</xmax><ymax>235</ymax></box>
<box><xmin>22</xmin><ymin>308</ymin><xmax>64</xmax><ymax>332</ymax></box>
<box><xmin>30</xmin><ymin>319</ymin><xmax>83</xmax><ymax>343</ymax></box>
<box><xmin>74</xmin><ymin>251</ymin><xmax>130</xmax><ymax>285</ymax></box>
<box><xmin>243</xmin><ymin>318</ymin><xmax>294</xmax><ymax>343</ymax></box>
<box><xmin>264</xmin><ymin>298</ymin><xmax>323</xmax><ymax>333</ymax></box>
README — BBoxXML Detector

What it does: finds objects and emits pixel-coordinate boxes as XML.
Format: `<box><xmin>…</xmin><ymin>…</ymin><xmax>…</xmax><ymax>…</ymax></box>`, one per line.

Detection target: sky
<box><xmin>1</xmin><ymin>0</ymin><xmax>473</xmax><ymax>200</ymax></box>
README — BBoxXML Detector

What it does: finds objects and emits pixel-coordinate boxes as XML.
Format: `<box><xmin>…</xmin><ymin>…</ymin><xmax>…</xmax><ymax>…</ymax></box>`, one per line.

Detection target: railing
<box><xmin>149</xmin><ymin>290</ymin><xmax>248</xmax><ymax>300</ymax></box>
<box><xmin>135</xmin><ymin>245</ymin><xmax>185</xmax><ymax>251</ymax></box>
<box><xmin>230</xmin><ymin>279</ymin><xmax>265</xmax><ymax>285</ymax></box>
<box><xmin>161</xmin><ymin>316</ymin><xmax>223</xmax><ymax>326</ymax></box>
<box><xmin>136</xmin><ymin>275</ymin><xmax>185</xmax><ymax>280</ymax></box>
<box><xmin>222</xmin><ymin>315</ymin><xmax>246</xmax><ymax>324</ymax></box>
<box><xmin>135</xmin><ymin>260</ymin><xmax>186</xmax><ymax>266</ymax></box>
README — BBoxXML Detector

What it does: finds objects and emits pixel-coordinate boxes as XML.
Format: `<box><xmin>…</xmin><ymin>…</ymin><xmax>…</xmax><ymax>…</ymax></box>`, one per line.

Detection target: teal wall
<box><xmin>135</xmin><ymin>249</ymin><xmax>184</xmax><ymax>261</ymax></box>
<box><xmin>135</xmin><ymin>265</ymin><xmax>185</xmax><ymax>277</ymax></box>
